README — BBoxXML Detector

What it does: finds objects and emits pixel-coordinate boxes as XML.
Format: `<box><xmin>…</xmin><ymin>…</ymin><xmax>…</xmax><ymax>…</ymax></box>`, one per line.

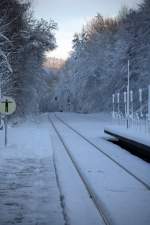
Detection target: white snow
<box><xmin>92</xmin><ymin>138</ymin><xmax>150</xmax><ymax>187</ymax></box>
<box><xmin>0</xmin><ymin>112</ymin><xmax>150</xmax><ymax>225</ymax></box>
<box><xmin>0</xmin><ymin>114</ymin><xmax>64</xmax><ymax>225</ymax></box>
<box><xmin>52</xmin><ymin>112</ymin><xmax>150</xmax><ymax>225</ymax></box>
<box><xmin>51</xmin><ymin>134</ymin><xmax>105</xmax><ymax>225</ymax></box>
<box><xmin>56</xmin><ymin>113</ymin><xmax>150</xmax><ymax>186</ymax></box>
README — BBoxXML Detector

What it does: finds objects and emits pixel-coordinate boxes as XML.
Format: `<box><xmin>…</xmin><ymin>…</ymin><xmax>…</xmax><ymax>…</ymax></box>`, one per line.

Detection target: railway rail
<box><xmin>49</xmin><ymin>115</ymin><xmax>112</xmax><ymax>225</ymax></box>
<box><xmin>54</xmin><ymin>113</ymin><xmax>150</xmax><ymax>191</ymax></box>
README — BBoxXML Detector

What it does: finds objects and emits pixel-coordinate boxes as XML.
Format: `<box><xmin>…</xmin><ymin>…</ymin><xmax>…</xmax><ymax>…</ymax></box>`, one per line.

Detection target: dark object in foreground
<box><xmin>104</xmin><ymin>129</ymin><xmax>150</xmax><ymax>163</ymax></box>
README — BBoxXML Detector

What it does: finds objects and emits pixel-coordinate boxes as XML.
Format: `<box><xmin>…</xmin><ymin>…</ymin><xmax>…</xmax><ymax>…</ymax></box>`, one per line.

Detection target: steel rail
<box><xmin>55</xmin><ymin>113</ymin><xmax>150</xmax><ymax>191</ymax></box>
<box><xmin>49</xmin><ymin>115</ymin><xmax>113</xmax><ymax>225</ymax></box>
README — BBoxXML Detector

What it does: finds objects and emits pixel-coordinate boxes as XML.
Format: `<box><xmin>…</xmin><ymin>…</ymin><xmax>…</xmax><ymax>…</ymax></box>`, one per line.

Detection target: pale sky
<box><xmin>33</xmin><ymin>0</ymin><xmax>142</xmax><ymax>59</ymax></box>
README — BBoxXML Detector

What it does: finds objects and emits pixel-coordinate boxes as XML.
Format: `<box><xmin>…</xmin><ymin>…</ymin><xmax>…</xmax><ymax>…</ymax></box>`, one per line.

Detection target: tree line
<box><xmin>51</xmin><ymin>0</ymin><xmax>150</xmax><ymax>113</ymax></box>
<box><xmin>0</xmin><ymin>0</ymin><xmax>57</xmax><ymax>116</ymax></box>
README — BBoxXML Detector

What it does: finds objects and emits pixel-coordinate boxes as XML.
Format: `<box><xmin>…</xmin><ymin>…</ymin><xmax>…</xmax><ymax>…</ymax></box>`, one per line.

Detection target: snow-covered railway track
<box><xmin>49</xmin><ymin>114</ymin><xmax>150</xmax><ymax>225</ymax></box>
<box><xmin>49</xmin><ymin>115</ymin><xmax>112</xmax><ymax>225</ymax></box>
<box><xmin>55</xmin><ymin>113</ymin><xmax>150</xmax><ymax>191</ymax></box>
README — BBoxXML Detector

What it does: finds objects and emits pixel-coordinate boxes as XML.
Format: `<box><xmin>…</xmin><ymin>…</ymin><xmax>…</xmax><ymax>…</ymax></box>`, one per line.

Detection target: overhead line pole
<box><xmin>0</xmin><ymin>82</ymin><xmax>2</xmax><ymax>128</ymax></box>
<box><xmin>127</xmin><ymin>60</ymin><xmax>130</xmax><ymax>129</ymax></box>
<box><xmin>148</xmin><ymin>85</ymin><xmax>150</xmax><ymax>133</ymax></box>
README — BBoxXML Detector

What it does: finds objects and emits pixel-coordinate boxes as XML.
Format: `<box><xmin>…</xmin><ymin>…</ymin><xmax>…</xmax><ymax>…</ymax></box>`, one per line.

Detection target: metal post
<box><xmin>117</xmin><ymin>92</ymin><xmax>120</xmax><ymax>124</ymax></box>
<box><xmin>148</xmin><ymin>86</ymin><xmax>150</xmax><ymax>119</ymax></box>
<box><xmin>130</xmin><ymin>90</ymin><xmax>133</xmax><ymax>128</ymax></box>
<box><xmin>130</xmin><ymin>90</ymin><xmax>133</xmax><ymax>115</ymax></box>
<box><xmin>4</xmin><ymin>116</ymin><xmax>7</xmax><ymax>147</ymax></box>
<box><xmin>117</xmin><ymin>92</ymin><xmax>120</xmax><ymax>113</ymax></box>
<box><xmin>139</xmin><ymin>88</ymin><xmax>143</xmax><ymax>130</ymax></box>
<box><xmin>124</xmin><ymin>91</ymin><xmax>127</xmax><ymax>116</ymax></box>
<box><xmin>124</xmin><ymin>91</ymin><xmax>127</xmax><ymax>127</ymax></box>
<box><xmin>0</xmin><ymin>87</ymin><xmax>2</xmax><ymax>128</ymax></box>
<box><xmin>126</xmin><ymin>60</ymin><xmax>130</xmax><ymax>129</ymax></box>
<box><xmin>148</xmin><ymin>85</ymin><xmax>150</xmax><ymax>133</ymax></box>
<box><xmin>112</xmin><ymin>94</ymin><xmax>115</xmax><ymax>118</ymax></box>
<box><xmin>139</xmin><ymin>88</ymin><xmax>143</xmax><ymax>118</ymax></box>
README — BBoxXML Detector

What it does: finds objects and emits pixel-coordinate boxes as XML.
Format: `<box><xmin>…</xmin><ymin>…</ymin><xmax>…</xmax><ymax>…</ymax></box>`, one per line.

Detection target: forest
<box><xmin>0</xmin><ymin>0</ymin><xmax>57</xmax><ymax>116</ymax></box>
<box><xmin>0</xmin><ymin>0</ymin><xmax>150</xmax><ymax>116</ymax></box>
<box><xmin>50</xmin><ymin>0</ymin><xmax>150</xmax><ymax>114</ymax></box>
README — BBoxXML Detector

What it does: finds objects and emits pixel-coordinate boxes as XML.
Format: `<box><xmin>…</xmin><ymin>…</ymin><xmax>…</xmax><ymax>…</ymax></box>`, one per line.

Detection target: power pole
<box><xmin>148</xmin><ymin>85</ymin><xmax>150</xmax><ymax>132</ymax></box>
<box><xmin>126</xmin><ymin>60</ymin><xmax>130</xmax><ymax>129</ymax></box>
<box><xmin>112</xmin><ymin>94</ymin><xmax>115</xmax><ymax>118</ymax></box>
<box><xmin>0</xmin><ymin>85</ymin><xmax>2</xmax><ymax>128</ymax></box>
<box><xmin>124</xmin><ymin>91</ymin><xmax>127</xmax><ymax>116</ymax></box>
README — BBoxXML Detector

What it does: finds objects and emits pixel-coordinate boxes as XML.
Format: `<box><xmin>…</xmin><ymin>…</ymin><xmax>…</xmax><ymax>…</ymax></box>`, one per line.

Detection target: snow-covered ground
<box><xmin>55</xmin><ymin>113</ymin><xmax>150</xmax><ymax>185</ymax></box>
<box><xmin>51</xmin><ymin>135</ymin><xmax>105</xmax><ymax>225</ymax></box>
<box><xmin>0</xmin><ymin>114</ymin><xmax>64</xmax><ymax>225</ymax></box>
<box><xmin>52</xmin><ymin>112</ymin><xmax>150</xmax><ymax>225</ymax></box>
<box><xmin>0</xmin><ymin>112</ymin><xmax>150</xmax><ymax>225</ymax></box>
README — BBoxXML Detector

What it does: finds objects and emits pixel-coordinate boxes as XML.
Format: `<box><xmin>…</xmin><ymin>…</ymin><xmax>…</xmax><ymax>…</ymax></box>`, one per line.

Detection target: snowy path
<box><xmin>56</xmin><ymin>113</ymin><xmax>150</xmax><ymax>187</ymax></box>
<box><xmin>0</xmin><ymin>115</ymin><xmax>64</xmax><ymax>225</ymax></box>
<box><xmin>51</xmin><ymin>130</ymin><xmax>105</xmax><ymax>225</ymax></box>
<box><xmin>50</xmin><ymin>113</ymin><xmax>150</xmax><ymax>225</ymax></box>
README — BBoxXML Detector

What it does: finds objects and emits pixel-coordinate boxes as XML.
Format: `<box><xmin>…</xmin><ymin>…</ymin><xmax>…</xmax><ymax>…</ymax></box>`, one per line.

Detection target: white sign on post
<box><xmin>0</xmin><ymin>97</ymin><xmax>16</xmax><ymax>146</ymax></box>
<box><xmin>0</xmin><ymin>97</ymin><xmax>16</xmax><ymax>115</ymax></box>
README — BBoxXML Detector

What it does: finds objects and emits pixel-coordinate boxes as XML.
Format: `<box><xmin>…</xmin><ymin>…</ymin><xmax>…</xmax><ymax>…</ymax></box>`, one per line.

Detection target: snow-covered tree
<box><xmin>53</xmin><ymin>0</ymin><xmax>150</xmax><ymax>113</ymax></box>
<box><xmin>0</xmin><ymin>0</ymin><xmax>57</xmax><ymax>116</ymax></box>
